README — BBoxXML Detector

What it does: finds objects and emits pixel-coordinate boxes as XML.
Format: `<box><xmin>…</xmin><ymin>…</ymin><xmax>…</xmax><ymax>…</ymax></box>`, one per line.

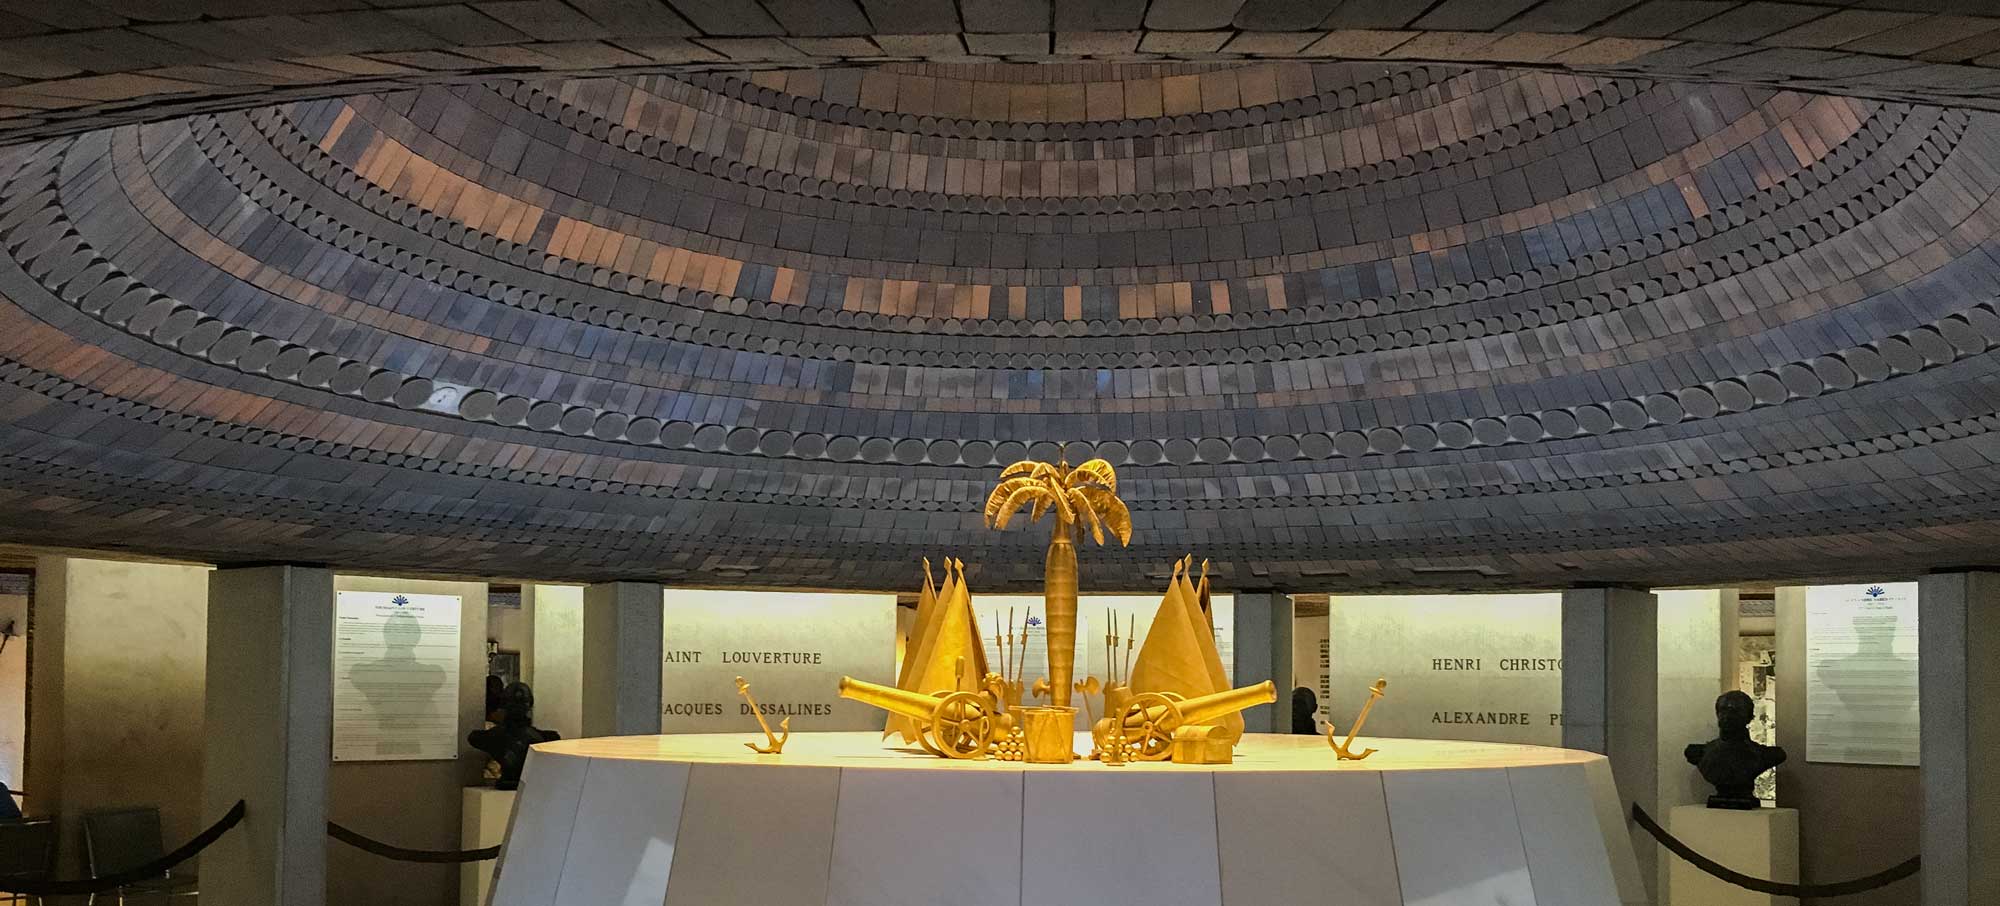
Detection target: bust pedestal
<box><xmin>1667</xmin><ymin>805</ymin><xmax>1798</xmax><ymax>906</ymax></box>
<box><xmin>462</xmin><ymin>786</ymin><xmax>517</xmax><ymax>906</ymax></box>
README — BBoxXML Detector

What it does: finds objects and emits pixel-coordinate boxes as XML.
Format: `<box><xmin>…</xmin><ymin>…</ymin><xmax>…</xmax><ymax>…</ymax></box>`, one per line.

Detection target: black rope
<box><xmin>327</xmin><ymin>822</ymin><xmax>500</xmax><ymax>863</ymax></box>
<box><xmin>1633</xmin><ymin>803</ymin><xmax>1918</xmax><ymax>898</ymax></box>
<box><xmin>0</xmin><ymin>800</ymin><xmax>243</xmax><ymax>896</ymax></box>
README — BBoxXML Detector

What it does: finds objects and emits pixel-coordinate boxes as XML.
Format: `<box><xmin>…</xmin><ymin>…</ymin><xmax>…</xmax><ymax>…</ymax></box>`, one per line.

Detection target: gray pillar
<box><xmin>1920</xmin><ymin>571</ymin><xmax>2000</xmax><ymax>905</ymax></box>
<box><xmin>1230</xmin><ymin>592</ymin><xmax>1293</xmax><ymax>734</ymax></box>
<box><xmin>200</xmin><ymin>565</ymin><xmax>333</xmax><ymax>906</ymax></box>
<box><xmin>1562</xmin><ymin>586</ymin><xmax>1659</xmax><ymax>899</ymax></box>
<box><xmin>582</xmin><ymin>581</ymin><xmax>663</xmax><ymax>737</ymax></box>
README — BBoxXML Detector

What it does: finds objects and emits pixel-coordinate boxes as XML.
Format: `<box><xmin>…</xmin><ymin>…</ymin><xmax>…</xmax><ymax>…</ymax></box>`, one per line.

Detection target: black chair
<box><xmin>81</xmin><ymin>808</ymin><xmax>196</xmax><ymax>906</ymax></box>
<box><xmin>0</xmin><ymin>816</ymin><xmax>56</xmax><ymax>906</ymax></box>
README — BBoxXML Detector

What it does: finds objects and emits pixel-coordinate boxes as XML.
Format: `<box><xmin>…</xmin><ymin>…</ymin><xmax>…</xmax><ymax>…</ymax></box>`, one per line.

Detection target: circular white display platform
<box><xmin>488</xmin><ymin>733</ymin><xmax>1644</xmax><ymax>906</ymax></box>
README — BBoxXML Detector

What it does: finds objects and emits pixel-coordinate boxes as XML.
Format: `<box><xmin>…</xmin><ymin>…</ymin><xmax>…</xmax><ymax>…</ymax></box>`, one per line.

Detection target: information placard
<box><xmin>334</xmin><ymin>591</ymin><xmax>462</xmax><ymax>762</ymax></box>
<box><xmin>660</xmin><ymin>591</ymin><xmax>895</xmax><ymax>733</ymax></box>
<box><xmin>1325</xmin><ymin>593</ymin><xmax>1562</xmax><ymax>745</ymax></box>
<box><xmin>1806</xmin><ymin>582</ymin><xmax>1920</xmax><ymax>766</ymax></box>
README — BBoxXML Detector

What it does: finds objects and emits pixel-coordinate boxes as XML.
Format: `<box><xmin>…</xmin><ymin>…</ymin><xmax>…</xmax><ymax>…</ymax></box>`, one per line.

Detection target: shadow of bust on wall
<box><xmin>1685</xmin><ymin>690</ymin><xmax>1787</xmax><ymax>809</ymax></box>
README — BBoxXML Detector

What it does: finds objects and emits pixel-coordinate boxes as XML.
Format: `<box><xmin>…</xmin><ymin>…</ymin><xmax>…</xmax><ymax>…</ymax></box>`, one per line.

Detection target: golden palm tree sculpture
<box><xmin>984</xmin><ymin>458</ymin><xmax>1132</xmax><ymax>708</ymax></box>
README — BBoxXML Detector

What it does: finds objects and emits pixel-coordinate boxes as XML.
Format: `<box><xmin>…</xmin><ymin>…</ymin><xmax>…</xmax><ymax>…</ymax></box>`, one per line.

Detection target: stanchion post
<box><xmin>202</xmin><ymin>565</ymin><xmax>334</xmax><ymax>906</ymax></box>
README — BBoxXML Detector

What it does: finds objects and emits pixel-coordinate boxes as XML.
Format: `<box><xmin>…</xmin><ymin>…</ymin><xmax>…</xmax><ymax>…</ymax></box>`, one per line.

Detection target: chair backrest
<box><xmin>0</xmin><ymin>817</ymin><xmax>57</xmax><ymax>880</ymax></box>
<box><xmin>82</xmin><ymin>807</ymin><xmax>166</xmax><ymax>878</ymax></box>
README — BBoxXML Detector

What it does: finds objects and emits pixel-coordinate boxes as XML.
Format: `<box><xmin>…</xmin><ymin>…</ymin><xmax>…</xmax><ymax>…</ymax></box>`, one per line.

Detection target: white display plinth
<box><xmin>462</xmin><ymin>786</ymin><xmax>517</xmax><ymax>906</ymax></box>
<box><xmin>486</xmin><ymin>732</ymin><xmax>1644</xmax><ymax>906</ymax></box>
<box><xmin>1668</xmin><ymin>804</ymin><xmax>1799</xmax><ymax>906</ymax></box>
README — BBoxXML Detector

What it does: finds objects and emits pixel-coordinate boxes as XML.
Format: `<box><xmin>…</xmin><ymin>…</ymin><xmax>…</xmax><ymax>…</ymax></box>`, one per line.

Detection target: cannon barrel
<box><xmin>838</xmin><ymin>675</ymin><xmax>945</xmax><ymax>722</ymax></box>
<box><xmin>1173</xmin><ymin>680</ymin><xmax>1277</xmax><ymax>727</ymax></box>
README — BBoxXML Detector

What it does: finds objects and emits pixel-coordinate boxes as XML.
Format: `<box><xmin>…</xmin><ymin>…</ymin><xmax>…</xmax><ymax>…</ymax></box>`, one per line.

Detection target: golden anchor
<box><xmin>735</xmin><ymin>675</ymin><xmax>790</xmax><ymax>754</ymax></box>
<box><xmin>1328</xmin><ymin>678</ymin><xmax>1388</xmax><ymax>761</ymax></box>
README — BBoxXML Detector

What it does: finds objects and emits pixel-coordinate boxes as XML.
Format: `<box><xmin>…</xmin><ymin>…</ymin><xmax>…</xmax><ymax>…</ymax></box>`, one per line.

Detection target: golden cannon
<box><xmin>1106</xmin><ymin>680</ymin><xmax>1276</xmax><ymax>761</ymax></box>
<box><xmin>839</xmin><ymin>676</ymin><xmax>1003</xmax><ymax>760</ymax></box>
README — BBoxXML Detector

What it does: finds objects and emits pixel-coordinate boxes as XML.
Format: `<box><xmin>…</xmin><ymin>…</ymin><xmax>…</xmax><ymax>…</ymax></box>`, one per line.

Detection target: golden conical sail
<box><xmin>1180</xmin><ymin>558</ymin><xmax>1238</xmax><ymax>739</ymax></box>
<box><xmin>887</xmin><ymin>560</ymin><xmax>988</xmax><ymax>744</ymax></box>
<box><xmin>886</xmin><ymin>560</ymin><xmax>942</xmax><ymax>742</ymax></box>
<box><xmin>1128</xmin><ymin>558</ymin><xmax>1243</xmax><ymax>739</ymax></box>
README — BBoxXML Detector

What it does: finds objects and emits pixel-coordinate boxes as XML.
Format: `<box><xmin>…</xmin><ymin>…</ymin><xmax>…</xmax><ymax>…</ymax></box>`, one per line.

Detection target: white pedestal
<box><xmin>486</xmin><ymin>733</ymin><xmax>1638</xmax><ymax>906</ymax></box>
<box><xmin>1667</xmin><ymin>805</ymin><xmax>1799</xmax><ymax>906</ymax></box>
<box><xmin>462</xmin><ymin>787</ymin><xmax>518</xmax><ymax>906</ymax></box>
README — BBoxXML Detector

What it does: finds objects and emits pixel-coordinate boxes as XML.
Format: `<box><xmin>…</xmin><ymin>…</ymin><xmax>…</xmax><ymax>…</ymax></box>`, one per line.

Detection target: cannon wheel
<box><xmin>929</xmin><ymin>691</ymin><xmax>995</xmax><ymax>759</ymax></box>
<box><xmin>908</xmin><ymin>691</ymin><xmax>952</xmax><ymax>756</ymax></box>
<box><xmin>1123</xmin><ymin>692</ymin><xmax>1183</xmax><ymax>761</ymax></box>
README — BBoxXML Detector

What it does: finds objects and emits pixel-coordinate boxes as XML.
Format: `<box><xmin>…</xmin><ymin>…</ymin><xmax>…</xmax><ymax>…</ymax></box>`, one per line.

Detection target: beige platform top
<box><xmin>531</xmin><ymin>732</ymin><xmax>1604</xmax><ymax>773</ymax></box>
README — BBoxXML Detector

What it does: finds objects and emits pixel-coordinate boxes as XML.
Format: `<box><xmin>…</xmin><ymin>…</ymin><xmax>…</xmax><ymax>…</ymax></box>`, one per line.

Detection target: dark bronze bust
<box><xmin>468</xmin><ymin>681</ymin><xmax>559</xmax><ymax>791</ymax></box>
<box><xmin>1684</xmin><ymin>690</ymin><xmax>1785</xmax><ymax>809</ymax></box>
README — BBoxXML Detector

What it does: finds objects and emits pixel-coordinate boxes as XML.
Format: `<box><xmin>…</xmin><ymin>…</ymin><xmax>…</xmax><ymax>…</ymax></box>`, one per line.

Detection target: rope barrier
<box><xmin>327</xmin><ymin>822</ymin><xmax>501</xmax><ymax>863</ymax></box>
<box><xmin>1633</xmin><ymin>803</ymin><xmax>1918</xmax><ymax>898</ymax></box>
<box><xmin>0</xmin><ymin>800</ymin><xmax>243</xmax><ymax>896</ymax></box>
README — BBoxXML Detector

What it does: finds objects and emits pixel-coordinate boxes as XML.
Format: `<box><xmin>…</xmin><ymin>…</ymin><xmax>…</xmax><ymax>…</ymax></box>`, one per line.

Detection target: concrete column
<box><xmin>1919</xmin><ymin>570</ymin><xmax>2000</xmax><ymax>906</ymax></box>
<box><xmin>1230</xmin><ymin>592</ymin><xmax>1292</xmax><ymax>734</ymax></box>
<box><xmin>582</xmin><ymin>582</ymin><xmax>663</xmax><ymax>737</ymax></box>
<box><xmin>1562</xmin><ymin>586</ymin><xmax>1659</xmax><ymax>899</ymax></box>
<box><xmin>1653</xmin><ymin>588</ymin><xmax>1736</xmax><ymax>906</ymax></box>
<box><xmin>201</xmin><ymin>565</ymin><xmax>333</xmax><ymax>906</ymax></box>
<box><xmin>525</xmin><ymin>584</ymin><xmax>585</xmax><ymax>740</ymax></box>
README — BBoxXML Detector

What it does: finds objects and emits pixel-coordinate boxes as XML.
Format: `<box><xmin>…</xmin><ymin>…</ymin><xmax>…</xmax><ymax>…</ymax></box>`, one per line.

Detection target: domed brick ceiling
<box><xmin>0</xmin><ymin>60</ymin><xmax>1997</xmax><ymax>590</ymax></box>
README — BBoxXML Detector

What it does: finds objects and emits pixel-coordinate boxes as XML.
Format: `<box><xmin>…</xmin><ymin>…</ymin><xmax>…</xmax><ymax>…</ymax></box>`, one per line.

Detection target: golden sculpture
<box><xmin>840</xmin><ymin>674</ymin><xmax>1000</xmax><ymax>759</ymax></box>
<box><xmin>887</xmin><ymin>558</ymin><xmax>990</xmax><ymax>745</ymax></box>
<box><xmin>1328</xmin><ymin>678</ymin><xmax>1389</xmax><ymax>761</ymax></box>
<box><xmin>984</xmin><ymin>458</ymin><xmax>1132</xmax><ymax>709</ymax></box>
<box><xmin>1171</xmin><ymin>725</ymin><xmax>1234</xmax><ymax>765</ymax></box>
<box><xmin>1019</xmin><ymin>706</ymin><xmax>1077</xmax><ymax>764</ymax></box>
<box><xmin>1109</xmin><ymin>680</ymin><xmax>1277</xmax><ymax>762</ymax></box>
<box><xmin>734</xmin><ymin>676</ymin><xmax>790</xmax><ymax>754</ymax></box>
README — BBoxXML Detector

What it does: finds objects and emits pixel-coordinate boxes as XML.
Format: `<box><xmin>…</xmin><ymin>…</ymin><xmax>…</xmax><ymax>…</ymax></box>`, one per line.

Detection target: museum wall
<box><xmin>0</xmin><ymin>587</ymin><xmax>25</xmax><ymax>788</ymax></box>
<box><xmin>1775</xmin><ymin>587</ymin><xmax>1921</xmax><ymax>906</ymax></box>
<box><xmin>526</xmin><ymin>584</ymin><xmax>583</xmax><ymax>741</ymax></box>
<box><xmin>1325</xmin><ymin>593</ymin><xmax>1564</xmax><ymax>745</ymax></box>
<box><xmin>23</xmin><ymin>557</ymin><xmax>208</xmax><ymax>878</ymax></box>
<box><xmin>329</xmin><ymin>575</ymin><xmax>488</xmax><ymax>906</ymax></box>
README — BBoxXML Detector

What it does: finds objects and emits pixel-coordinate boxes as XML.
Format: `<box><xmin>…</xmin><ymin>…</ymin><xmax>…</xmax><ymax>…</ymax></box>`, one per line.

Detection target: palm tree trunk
<box><xmin>1044</xmin><ymin>518</ymin><xmax>1077</xmax><ymax>708</ymax></box>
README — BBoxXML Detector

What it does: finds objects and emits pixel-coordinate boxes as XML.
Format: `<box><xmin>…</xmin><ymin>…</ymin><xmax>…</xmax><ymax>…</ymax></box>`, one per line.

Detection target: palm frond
<box><xmin>991</xmin><ymin>484</ymin><xmax>1052</xmax><ymax>530</ymax></box>
<box><xmin>1076</xmin><ymin>486</ymin><xmax>1132</xmax><ymax>546</ymax></box>
<box><xmin>983</xmin><ymin>476</ymin><xmax>1044</xmax><ymax>526</ymax></box>
<box><xmin>1068</xmin><ymin>487</ymin><xmax>1106</xmax><ymax>545</ymax></box>
<box><xmin>1065</xmin><ymin>458</ymin><xmax>1118</xmax><ymax>493</ymax></box>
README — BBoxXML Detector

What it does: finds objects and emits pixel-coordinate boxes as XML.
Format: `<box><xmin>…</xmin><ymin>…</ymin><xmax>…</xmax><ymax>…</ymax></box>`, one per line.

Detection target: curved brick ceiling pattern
<box><xmin>11</xmin><ymin>1</ymin><xmax>2000</xmax><ymax>145</ymax></box>
<box><xmin>1</xmin><ymin>58</ymin><xmax>1999</xmax><ymax>592</ymax></box>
